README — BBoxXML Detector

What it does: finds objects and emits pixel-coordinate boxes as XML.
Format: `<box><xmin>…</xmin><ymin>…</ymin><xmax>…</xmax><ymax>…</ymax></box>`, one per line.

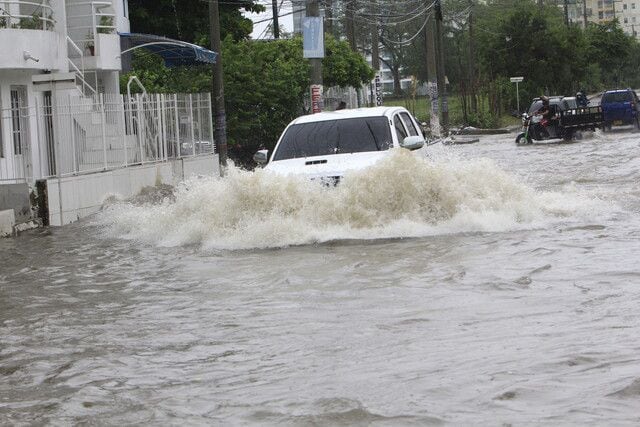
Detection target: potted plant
<box><xmin>97</xmin><ymin>15</ymin><xmax>114</xmax><ymax>34</ymax></box>
<box><xmin>18</xmin><ymin>13</ymin><xmax>41</xmax><ymax>30</ymax></box>
<box><xmin>85</xmin><ymin>37</ymin><xmax>95</xmax><ymax>56</ymax></box>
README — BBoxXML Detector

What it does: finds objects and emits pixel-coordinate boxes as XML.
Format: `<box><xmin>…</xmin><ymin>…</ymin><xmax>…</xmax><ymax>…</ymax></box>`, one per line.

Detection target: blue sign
<box><xmin>303</xmin><ymin>17</ymin><xmax>324</xmax><ymax>58</ymax></box>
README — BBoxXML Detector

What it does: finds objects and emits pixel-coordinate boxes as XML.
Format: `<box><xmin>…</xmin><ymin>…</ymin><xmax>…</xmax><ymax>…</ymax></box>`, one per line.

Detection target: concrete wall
<box><xmin>0</xmin><ymin>182</ymin><xmax>31</xmax><ymax>222</ymax></box>
<box><xmin>46</xmin><ymin>154</ymin><xmax>219</xmax><ymax>226</ymax></box>
<box><xmin>0</xmin><ymin>209</ymin><xmax>16</xmax><ymax>237</ymax></box>
<box><xmin>0</xmin><ymin>29</ymin><xmax>66</xmax><ymax>71</ymax></box>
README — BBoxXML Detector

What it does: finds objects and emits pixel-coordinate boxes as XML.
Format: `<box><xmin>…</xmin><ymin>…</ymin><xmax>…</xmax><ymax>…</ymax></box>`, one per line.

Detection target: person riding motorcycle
<box><xmin>535</xmin><ymin>95</ymin><xmax>553</xmax><ymax>138</ymax></box>
<box><xmin>576</xmin><ymin>90</ymin><xmax>589</xmax><ymax>107</ymax></box>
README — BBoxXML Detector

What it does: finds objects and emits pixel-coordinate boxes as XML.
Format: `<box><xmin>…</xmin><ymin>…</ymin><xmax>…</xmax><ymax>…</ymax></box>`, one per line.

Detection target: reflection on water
<box><xmin>2</xmin><ymin>130</ymin><xmax>640</xmax><ymax>425</ymax></box>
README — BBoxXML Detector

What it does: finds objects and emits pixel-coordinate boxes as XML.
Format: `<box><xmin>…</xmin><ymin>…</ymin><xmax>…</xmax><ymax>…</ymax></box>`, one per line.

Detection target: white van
<box><xmin>253</xmin><ymin>107</ymin><xmax>427</xmax><ymax>182</ymax></box>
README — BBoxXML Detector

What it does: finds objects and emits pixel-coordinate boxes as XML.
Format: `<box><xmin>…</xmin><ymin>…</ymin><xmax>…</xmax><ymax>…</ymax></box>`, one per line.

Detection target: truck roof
<box><xmin>291</xmin><ymin>106</ymin><xmax>408</xmax><ymax>125</ymax></box>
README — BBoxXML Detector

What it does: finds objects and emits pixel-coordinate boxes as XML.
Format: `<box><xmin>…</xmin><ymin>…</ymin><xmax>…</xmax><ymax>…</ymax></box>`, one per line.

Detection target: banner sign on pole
<box><xmin>374</xmin><ymin>74</ymin><xmax>383</xmax><ymax>106</ymax></box>
<box><xmin>427</xmin><ymin>82</ymin><xmax>438</xmax><ymax>99</ymax></box>
<box><xmin>303</xmin><ymin>17</ymin><xmax>324</xmax><ymax>58</ymax></box>
<box><xmin>311</xmin><ymin>84</ymin><xmax>323</xmax><ymax>114</ymax></box>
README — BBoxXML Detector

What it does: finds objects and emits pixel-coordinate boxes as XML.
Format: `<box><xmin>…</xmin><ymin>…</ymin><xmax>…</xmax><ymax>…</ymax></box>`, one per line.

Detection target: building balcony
<box><xmin>0</xmin><ymin>0</ymin><xmax>65</xmax><ymax>70</ymax></box>
<box><xmin>82</xmin><ymin>33</ymin><xmax>122</xmax><ymax>71</ymax></box>
<box><xmin>0</xmin><ymin>28</ymin><xmax>64</xmax><ymax>70</ymax></box>
<box><xmin>66</xmin><ymin>1</ymin><xmax>121</xmax><ymax>71</ymax></box>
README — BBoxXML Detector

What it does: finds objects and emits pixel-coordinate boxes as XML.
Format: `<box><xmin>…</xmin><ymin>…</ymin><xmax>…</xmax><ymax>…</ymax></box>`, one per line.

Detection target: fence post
<box><xmin>161</xmin><ymin>94</ymin><xmax>168</xmax><ymax>161</ymax></box>
<box><xmin>155</xmin><ymin>94</ymin><xmax>161</xmax><ymax>161</ymax></box>
<box><xmin>136</xmin><ymin>94</ymin><xmax>144</xmax><ymax>163</ymax></box>
<box><xmin>174</xmin><ymin>94</ymin><xmax>180</xmax><ymax>159</ymax></box>
<box><xmin>34</xmin><ymin>96</ymin><xmax>43</xmax><ymax>178</ymax></box>
<box><xmin>119</xmin><ymin>94</ymin><xmax>128</xmax><ymax>167</ymax></box>
<box><xmin>189</xmin><ymin>94</ymin><xmax>195</xmax><ymax>156</ymax></box>
<box><xmin>197</xmin><ymin>94</ymin><xmax>204</xmax><ymax>153</ymax></box>
<box><xmin>100</xmin><ymin>94</ymin><xmax>107</xmax><ymax>170</ymax></box>
<box><xmin>69</xmin><ymin>94</ymin><xmax>77</xmax><ymax>174</ymax></box>
<box><xmin>207</xmin><ymin>93</ymin><xmax>214</xmax><ymax>154</ymax></box>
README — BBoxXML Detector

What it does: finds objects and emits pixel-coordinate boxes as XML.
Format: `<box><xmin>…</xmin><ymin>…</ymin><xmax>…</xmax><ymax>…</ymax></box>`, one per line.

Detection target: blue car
<box><xmin>601</xmin><ymin>89</ymin><xmax>640</xmax><ymax>131</ymax></box>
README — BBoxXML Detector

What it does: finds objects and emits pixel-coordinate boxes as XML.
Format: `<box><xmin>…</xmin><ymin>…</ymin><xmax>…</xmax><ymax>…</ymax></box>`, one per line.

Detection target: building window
<box><xmin>10</xmin><ymin>87</ymin><xmax>28</xmax><ymax>156</ymax></box>
<box><xmin>625</xmin><ymin>17</ymin><xmax>629</xmax><ymax>23</ymax></box>
<box><xmin>624</xmin><ymin>3</ymin><xmax>628</xmax><ymax>9</ymax></box>
<box><xmin>599</xmin><ymin>11</ymin><xmax>604</xmax><ymax>18</ymax></box>
<box><xmin>633</xmin><ymin>3</ymin><xmax>636</xmax><ymax>9</ymax></box>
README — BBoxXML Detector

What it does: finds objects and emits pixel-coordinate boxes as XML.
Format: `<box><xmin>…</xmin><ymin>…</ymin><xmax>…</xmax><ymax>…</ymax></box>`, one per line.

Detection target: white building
<box><xmin>0</xmin><ymin>0</ymin><xmax>218</xmax><ymax>234</ymax></box>
<box><xmin>568</xmin><ymin>0</ymin><xmax>640</xmax><ymax>38</ymax></box>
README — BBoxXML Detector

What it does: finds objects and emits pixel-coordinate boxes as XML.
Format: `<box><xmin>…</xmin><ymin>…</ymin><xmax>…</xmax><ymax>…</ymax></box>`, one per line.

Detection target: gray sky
<box><xmin>246</xmin><ymin>0</ymin><xmax>295</xmax><ymax>39</ymax></box>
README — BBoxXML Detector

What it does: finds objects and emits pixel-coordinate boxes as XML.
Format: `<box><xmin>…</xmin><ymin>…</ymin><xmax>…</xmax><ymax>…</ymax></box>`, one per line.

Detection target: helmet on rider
<box><xmin>540</xmin><ymin>95</ymin><xmax>550</xmax><ymax>105</ymax></box>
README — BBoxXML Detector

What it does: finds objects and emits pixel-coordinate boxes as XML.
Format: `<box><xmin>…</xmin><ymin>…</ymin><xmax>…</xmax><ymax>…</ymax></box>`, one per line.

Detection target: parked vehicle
<box><xmin>600</xmin><ymin>89</ymin><xmax>640</xmax><ymax>131</ymax></box>
<box><xmin>253</xmin><ymin>107</ymin><xmax>427</xmax><ymax>182</ymax></box>
<box><xmin>515</xmin><ymin>96</ymin><xmax>603</xmax><ymax>144</ymax></box>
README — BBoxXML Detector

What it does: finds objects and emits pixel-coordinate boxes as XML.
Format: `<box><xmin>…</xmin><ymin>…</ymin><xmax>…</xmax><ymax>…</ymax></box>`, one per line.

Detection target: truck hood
<box><xmin>264</xmin><ymin>151</ymin><xmax>391</xmax><ymax>180</ymax></box>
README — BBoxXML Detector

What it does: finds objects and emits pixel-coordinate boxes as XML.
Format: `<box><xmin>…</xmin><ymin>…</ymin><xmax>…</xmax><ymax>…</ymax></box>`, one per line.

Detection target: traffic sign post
<box><xmin>510</xmin><ymin>76</ymin><xmax>524</xmax><ymax>113</ymax></box>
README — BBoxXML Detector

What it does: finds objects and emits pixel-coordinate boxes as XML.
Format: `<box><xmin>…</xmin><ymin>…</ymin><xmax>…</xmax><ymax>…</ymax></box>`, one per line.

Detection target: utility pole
<box><xmin>371</xmin><ymin>2</ymin><xmax>380</xmax><ymax>106</ymax></box>
<box><xmin>209</xmin><ymin>0</ymin><xmax>227</xmax><ymax>174</ymax></box>
<box><xmin>583</xmin><ymin>0</ymin><xmax>588</xmax><ymax>28</ymax></box>
<box><xmin>345</xmin><ymin>0</ymin><xmax>357</xmax><ymax>51</ymax></box>
<box><xmin>325</xmin><ymin>0</ymin><xmax>333</xmax><ymax>36</ymax></box>
<box><xmin>425</xmin><ymin>1</ymin><xmax>439</xmax><ymax>135</ymax></box>
<box><xmin>272</xmin><ymin>0</ymin><xmax>280</xmax><ymax>39</ymax></box>
<box><xmin>563</xmin><ymin>0</ymin><xmax>569</xmax><ymax>26</ymax></box>
<box><xmin>468</xmin><ymin>0</ymin><xmax>477</xmax><ymax>113</ymax></box>
<box><xmin>306</xmin><ymin>0</ymin><xmax>323</xmax><ymax>111</ymax></box>
<box><xmin>435</xmin><ymin>0</ymin><xmax>448</xmax><ymax>134</ymax></box>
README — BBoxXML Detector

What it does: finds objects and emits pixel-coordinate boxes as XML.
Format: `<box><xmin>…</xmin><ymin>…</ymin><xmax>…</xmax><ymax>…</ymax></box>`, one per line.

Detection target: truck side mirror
<box><xmin>253</xmin><ymin>149</ymin><xmax>268</xmax><ymax>164</ymax></box>
<box><xmin>400</xmin><ymin>136</ymin><xmax>425</xmax><ymax>150</ymax></box>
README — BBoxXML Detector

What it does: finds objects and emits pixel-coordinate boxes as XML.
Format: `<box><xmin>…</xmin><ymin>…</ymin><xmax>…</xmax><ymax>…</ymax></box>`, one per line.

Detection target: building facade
<box><xmin>569</xmin><ymin>0</ymin><xmax>640</xmax><ymax>38</ymax></box>
<box><xmin>0</xmin><ymin>0</ymin><xmax>218</xmax><ymax>231</ymax></box>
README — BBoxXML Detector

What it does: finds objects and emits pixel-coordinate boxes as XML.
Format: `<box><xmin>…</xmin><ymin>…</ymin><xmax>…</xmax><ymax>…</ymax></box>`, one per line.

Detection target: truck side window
<box><xmin>400</xmin><ymin>112</ymin><xmax>419</xmax><ymax>136</ymax></box>
<box><xmin>394</xmin><ymin>115</ymin><xmax>408</xmax><ymax>142</ymax></box>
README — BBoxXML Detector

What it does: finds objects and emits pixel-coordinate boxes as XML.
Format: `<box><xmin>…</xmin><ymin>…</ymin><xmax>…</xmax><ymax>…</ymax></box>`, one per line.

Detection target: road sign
<box><xmin>510</xmin><ymin>77</ymin><xmax>524</xmax><ymax>112</ymax></box>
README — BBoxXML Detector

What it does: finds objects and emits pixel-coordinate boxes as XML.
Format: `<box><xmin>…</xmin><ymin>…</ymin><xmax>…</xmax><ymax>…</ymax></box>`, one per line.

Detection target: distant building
<box><xmin>567</xmin><ymin>0</ymin><xmax>640</xmax><ymax>38</ymax></box>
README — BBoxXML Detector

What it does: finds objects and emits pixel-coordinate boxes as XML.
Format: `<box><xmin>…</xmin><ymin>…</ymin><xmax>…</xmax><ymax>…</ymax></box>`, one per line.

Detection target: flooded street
<box><xmin>3</xmin><ymin>130</ymin><xmax>640</xmax><ymax>425</ymax></box>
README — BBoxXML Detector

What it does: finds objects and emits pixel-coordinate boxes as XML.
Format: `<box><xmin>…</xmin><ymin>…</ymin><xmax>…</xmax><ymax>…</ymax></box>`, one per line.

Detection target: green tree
<box><xmin>122</xmin><ymin>36</ymin><xmax>374</xmax><ymax>165</ymax></box>
<box><xmin>128</xmin><ymin>0</ymin><xmax>264</xmax><ymax>43</ymax></box>
<box><xmin>585</xmin><ymin>20</ymin><xmax>635</xmax><ymax>88</ymax></box>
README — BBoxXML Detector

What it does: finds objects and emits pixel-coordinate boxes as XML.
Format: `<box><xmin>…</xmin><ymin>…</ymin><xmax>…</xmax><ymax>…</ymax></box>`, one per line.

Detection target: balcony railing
<box><xmin>65</xmin><ymin>1</ymin><xmax>116</xmax><ymax>56</ymax></box>
<box><xmin>0</xmin><ymin>0</ymin><xmax>54</xmax><ymax>31</ymax></box>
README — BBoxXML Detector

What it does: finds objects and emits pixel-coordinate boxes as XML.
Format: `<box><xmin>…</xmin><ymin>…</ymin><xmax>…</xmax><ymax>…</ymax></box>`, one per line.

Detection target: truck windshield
<box><xmin>272</xmin><ymin>117</ymin><xmax>393</xmax><ymax>161</ymax></box>
<box><xmin>602</xmin><ymin>92</ymin><xmax>633</xmax><ymax>103</ymax></box>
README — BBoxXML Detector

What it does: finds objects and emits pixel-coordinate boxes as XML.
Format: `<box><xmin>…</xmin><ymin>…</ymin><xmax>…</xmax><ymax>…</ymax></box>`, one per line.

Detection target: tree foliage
<box><xmin>128</xmin><ymin>0</ymin><xmax>264</xmax><ymax>43</ymax></box>
<box><xmin>121</xmin><ymin>36</ymin><xmax>373</xmax><ymax>164</ymax></box>
<box><xmin>435</xmin><ymin>1</ymin><xmax>640</xmax><ymax>124</ymax></box>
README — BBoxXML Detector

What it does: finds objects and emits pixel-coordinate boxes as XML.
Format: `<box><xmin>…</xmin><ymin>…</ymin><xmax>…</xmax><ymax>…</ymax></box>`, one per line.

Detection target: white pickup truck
<box><xmin>253</xmin><ymin>106</ymin><xmax>427</xmax><ymax>182</ymax></box>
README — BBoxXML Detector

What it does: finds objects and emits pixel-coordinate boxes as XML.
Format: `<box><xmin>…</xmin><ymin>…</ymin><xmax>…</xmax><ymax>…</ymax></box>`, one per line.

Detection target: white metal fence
<box><xmin>0</xmin><ymin>92</ymin><xmax>214</xmax><ymax>182</ymax></box>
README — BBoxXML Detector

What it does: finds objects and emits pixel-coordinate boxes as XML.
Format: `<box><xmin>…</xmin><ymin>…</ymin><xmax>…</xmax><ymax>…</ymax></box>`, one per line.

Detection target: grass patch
<box><xmin>383</xmin><ymin>96</ymin><xmax>519</xmax><ymax>129</ymax></box>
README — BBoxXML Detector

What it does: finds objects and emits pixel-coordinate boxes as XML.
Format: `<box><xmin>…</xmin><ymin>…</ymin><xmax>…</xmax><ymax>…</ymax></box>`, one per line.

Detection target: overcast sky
<box><xmin>246</xmin><ymin>0</ymin><xmax>295</xmax><ymax>39</ymax></box>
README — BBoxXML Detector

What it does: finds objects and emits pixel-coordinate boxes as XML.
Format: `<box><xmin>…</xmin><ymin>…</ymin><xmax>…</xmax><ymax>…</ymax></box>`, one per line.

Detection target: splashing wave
<box><xmin>97</xmin><ymin>149</ymin><xmax>602</xmax><ymax>250</ymax></box>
